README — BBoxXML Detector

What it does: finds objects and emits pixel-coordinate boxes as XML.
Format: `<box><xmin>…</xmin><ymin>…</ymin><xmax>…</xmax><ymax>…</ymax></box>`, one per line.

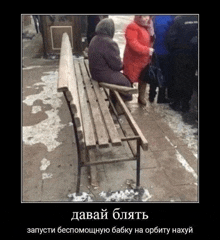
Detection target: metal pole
<box><xmin>136</xmin><ymin>138</ymin><xmax>141</xmax><ymax>188</ymax></box>
<box><xmin>76</xmin><ymin>157</ymin><xmax>81</xmax><ymax>194</ymax></box>
<box><xmin>64</xmin><ymin>92</ymin><xmax>82</xmax><ymax>193</ymax></box>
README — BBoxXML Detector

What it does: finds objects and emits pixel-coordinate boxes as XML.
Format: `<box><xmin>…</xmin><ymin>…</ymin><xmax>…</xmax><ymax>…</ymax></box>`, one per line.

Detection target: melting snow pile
<box><xmin>68</xmin><ymin>192</ymin><xmax>93</xmax><ymax>202</ymax></box>
<box><xmin>99</xmin><ymin>188</ymin><xmax>152</xmax><ymax>202</ymax></box>
<box><xmin>68</xmin><ymin>188</ymin><xmax>152</xmax><ymax>202</ymax></box>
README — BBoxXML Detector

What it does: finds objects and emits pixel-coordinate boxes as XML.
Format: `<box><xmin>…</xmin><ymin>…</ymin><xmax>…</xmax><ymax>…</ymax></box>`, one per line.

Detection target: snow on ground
<box><xmin>23</xmin><ymin>70</ymin><xmax>66</xmax><ymax>152</ymax></box>
<box><xmin>153</xmin><ymin>102</ymin><xmax>198</xmax><ymax>158</ymax></box>
<box><xmin>68</xmin><ymin>188</ymin><xmax>152</xmax><ymax>202</ymax></box>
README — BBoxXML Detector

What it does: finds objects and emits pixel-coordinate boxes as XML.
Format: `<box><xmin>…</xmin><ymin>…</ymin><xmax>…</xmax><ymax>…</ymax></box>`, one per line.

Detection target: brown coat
<box><xmin>88</xmin><ymin>18</ymin><xmax>131</xmax><ymax>88</ymax></box>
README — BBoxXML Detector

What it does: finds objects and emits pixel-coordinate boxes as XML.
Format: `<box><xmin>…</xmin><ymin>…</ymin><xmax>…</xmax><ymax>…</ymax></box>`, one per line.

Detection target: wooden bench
<box><xmin>57</xmin><ymin>33</ymin><xmax>148</xmax><ymax>193</ymax></box>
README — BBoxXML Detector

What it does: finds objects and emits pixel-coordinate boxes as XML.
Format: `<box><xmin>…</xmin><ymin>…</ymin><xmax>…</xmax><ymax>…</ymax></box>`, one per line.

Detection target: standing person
<box><xmin>87</xmin><ymin>15</ymin><xmax>108</xmax><ymax>45</ymax></box>
<box><xmin>87</xmin><ymin>15</ymin><xmax>101</xmax><ymax>45</ymax></box>
<box><xmin>123</xmin><ymin>15</ymin><xmax>154</xmax><ymax>105</ymax></box>
<box><xmin>88</xmin><ymin>18</ymin><xmax>132</xmax><ymax>107</ymax></box>
<box><xmin>83</xmin><ymin>15</ymin><xmax>108</xmax><ymax>58</ymax></box>
<box><xmin>166</xmin><ymin>15</ymin><xmax>198</xmax><ymax>112</ymax></box>
<box><xmin>153</xmin><ymin>15</ymin><xmax>175</xmax><ymax>103</ymax></box>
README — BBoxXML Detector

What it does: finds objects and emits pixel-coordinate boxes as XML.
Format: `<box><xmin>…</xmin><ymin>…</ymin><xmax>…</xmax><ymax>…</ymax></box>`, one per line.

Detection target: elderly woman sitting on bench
<box><xmin>88</xmin><ymin>18</ymin><xmax>132</xmax><ymax>111</ymax></box>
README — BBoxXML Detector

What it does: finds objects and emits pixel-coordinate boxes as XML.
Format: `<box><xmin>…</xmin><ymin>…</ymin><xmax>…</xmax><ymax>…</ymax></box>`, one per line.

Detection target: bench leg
<box><xmin>76</xmin><ymin>160</ymin><xmax>81</xmax><ymax>194</ymax></box>
<box><xmin>76</xmin><ymin>145</ymin><xmax>87</xmax><ymax>193</ymax></box>
<box><xmin>88</xmin><ymin>149</ymin><xmax>99</xmax><ymax>188</ymax></box>
<box><xmin>63</xmin><ymin>92</ymin><xmax>82</xmax><ymax>193</ymax></box>
<box><xmin>136</xmin><ymin>139</ymin><xmax>141</xmax><ymax>188</ymax></box>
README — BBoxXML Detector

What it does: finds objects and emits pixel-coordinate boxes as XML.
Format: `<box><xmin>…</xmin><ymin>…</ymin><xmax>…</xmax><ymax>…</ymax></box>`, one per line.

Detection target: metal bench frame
<box><xmin>57</xmin><ymin>33</ymin><xmax>148</xmax><ymax>193</ymax></box>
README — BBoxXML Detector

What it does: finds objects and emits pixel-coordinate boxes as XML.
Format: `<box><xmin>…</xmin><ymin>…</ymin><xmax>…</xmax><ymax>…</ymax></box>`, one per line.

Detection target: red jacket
<box><xmin>123</xmin><ymin>21</ymin><xmax>153</xmax><ymax>83</ymax></box>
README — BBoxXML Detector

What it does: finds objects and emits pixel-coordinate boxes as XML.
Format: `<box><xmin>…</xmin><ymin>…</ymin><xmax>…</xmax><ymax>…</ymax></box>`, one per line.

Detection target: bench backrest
<box><xmin>58</xmin><ymin>33</ymin><xmax>83</xmax><ymax>141</ymax></box>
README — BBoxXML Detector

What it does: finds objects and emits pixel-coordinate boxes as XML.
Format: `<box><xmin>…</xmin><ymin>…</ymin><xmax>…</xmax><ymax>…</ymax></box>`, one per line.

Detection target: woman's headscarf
<box><xmin>134</xmin><ymin>15</ymin><xmax>155</xmax><ymax>36</ymax></box>
<box><xmin>95</xmin><ymin>18</ymin><xmax>115</xmax><ymax>38</ymax></box>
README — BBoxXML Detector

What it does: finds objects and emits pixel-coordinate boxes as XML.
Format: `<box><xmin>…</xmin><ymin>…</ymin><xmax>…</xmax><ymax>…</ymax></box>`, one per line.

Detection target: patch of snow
<box><xmin>68</xmin><ymin>192</ymin><xmax>93</xmax><ymax>202</ymax></box>
<box><xmin>23</xmin><ymin>65</ymin><xmax>42</xmax><ymax>70</ymax></box>
<box><xmin>23</xmin><ymin>71</ymin><xmax>65</xmax><ymax>152</ymax></box>
<box><xmin>40</xmin><ymin>158</ymin><xmax>50</xmax><ymax>171</ymax></box>
<box><xmin>175</xmin><ymin>150</ymin><xmax>198</xmax><ymax>180</ymax></box>
<box><xmin>99</xmin><ymin>188</ymin><xmax>152</xmax><ymax>202</ymax></box>
<box><xmin>32</xmin><ymin>106</ymin><xmax>42</xmax><ymax>114</ymax></box>
<box><xmin>153</xmin><ymin>104</ymin><xmax>198</xmax><ymax>157</ymax></box>
<box><xmin>42</xmin><ymin>173</ymin><xmax>53</xmax><ymax>179</ymax></box>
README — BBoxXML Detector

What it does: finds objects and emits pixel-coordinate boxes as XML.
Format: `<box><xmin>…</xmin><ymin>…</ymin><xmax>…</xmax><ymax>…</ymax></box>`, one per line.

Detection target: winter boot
<box><xmin>181</xmin><ymin>100</ymin><xmax>190</xmax><ymax>113</ymax></box>
<box><xmin>157</xmin><ymin>87</ymin><xmax>170</xmax><ymax>103</ymax></box>
<box><xmin>138</xmin><ymin>81</ymin><xmax>147</xmax><ymax>105</ymax></box>
<box><xmin>149</xmin><ymin>83</ymin><xmax>157</xmax><ymax>103</ymax></box>
<box><xmin>169</xmin><ymin>100</ymin><xmax>181</xmax><ymax>111</ymax></box>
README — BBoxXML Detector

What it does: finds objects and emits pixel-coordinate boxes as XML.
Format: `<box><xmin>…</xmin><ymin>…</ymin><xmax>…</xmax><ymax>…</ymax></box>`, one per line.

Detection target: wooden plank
<box><xmin>74</xmin><ymin>60</ymin><xmax>96</xmax><ymax>149</ymax></box>
<box><xmin>113</xmin><ymin>90</ymin><xmax>148</xmax><ymax>151</ymax></box>
<box><xmin>63</xmin><ymin>91</ymin><xmax>83</xmax><ymax>141</ymax></box>
<box><xmin>79</xmin><ymin>61</ymin><xmax>109</xmax><ymax>148</ymax></box>
<box><xmin>88</xmin><ymin>149</ymin><xmax>99</xmax><ymax>188</ymax></box>
<box><xmin>84</xmin><ymin>59</ymin><xmax>121</xmax><ymax>146</ymax></box>
<box><xmin>64</xmin><ymin>45</ymin><xmax>82</xmax><ymax>131</ymax></box>
<box><xmin>83</xmin><ymin>59</ymin><xmax>91</xmax><ymax>77</ymax></box>
<box><xmin>92</xmin><ymin>79</ymin><xmax>121</xmax><ymax>146</ymax></box>
<box><xmin>58</xmin><ymin>33</ymin><xmax>77</xmax><ymax>114</ymax></box>
<box><xmin>99</xmin><ymin>82</ymin><xmax>138</xmax><ymax>95</ymax></box>
<box><xmin>58</xmin><ymin>33</ymin><xmax>83</xmax><ymax>140</ymax></box>
<box><xmin>57</xmin><ymin>33</ymin><xmax>70</xmax><ymax>93</ymax></box>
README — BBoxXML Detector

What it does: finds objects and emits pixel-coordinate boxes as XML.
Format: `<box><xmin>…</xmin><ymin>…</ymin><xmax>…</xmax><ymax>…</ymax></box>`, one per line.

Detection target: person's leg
<box><xmin>180</xmin><ymin>52</ymin><xmax>196</xmax><ymax>112</ymax></box>
<box><xmin>149</xmin><ymin>82</ymin><xmax>157</xmax><ymax>103</ymax></box>
<box><xmin>107</xmin><ymin>72</ymin><xmax>133</xmax><ymax>102</ymax></box>
<box><xmin>138</xmin><ymin>81</ymin><xmax>147</xmax><ymax>105</ymax></box>
<box><xmin>157</xmin><ymin>54</ymin><xmax>170</xmax><ymax>103</ymax></box>
<box><xmin>169</xmin><ymin>51</ymin><xmax>184</xmax><ymax>111</ymax></box>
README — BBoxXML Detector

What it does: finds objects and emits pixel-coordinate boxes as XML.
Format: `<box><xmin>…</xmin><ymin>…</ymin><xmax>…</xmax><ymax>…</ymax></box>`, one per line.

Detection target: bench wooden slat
<box><xmin>92</xmin><ymin>80</ymin><xmax>122</xmax><ymax>146</ymax></box>
<box><xmin>73</xmin><ymin>60</ymin><xmax>97</xmax><ymax>149</ymax></box>
<box><xmin>84</xmin><ymin>60</ymin><xmax>122</xmax><ymax>147</ymax></box>
<box><xmin>57</xmin><ymin>33</ymin><xmax>83</xmax><ymax>140</ymax></box>
<box><xmin>99</xmin><ymin>82</ymin><xmax>138</xmax><ymax>95</ymax></box>
<box><xmin>57</xmin><ymin>32</ymin><xmax>73</xmax><ymax>103</ymax></box>
<box><xmin>57</xmin><ymin>33</ymin><xmax>69</xmax><ymax>93</ymax></box>
<box><xmin>64</xmin><ymin>43</ymin><xmax>82</xmax><ymax>131</ymax></box>
<box><xmin>79</xmin><ymin>61</ymin><xmax>109</xmax><ymax>148</ymax></box>
<box><xmin>113</xmin><ymin>90</ymin><xmax>148</xmax><ymax>151</ymax></box>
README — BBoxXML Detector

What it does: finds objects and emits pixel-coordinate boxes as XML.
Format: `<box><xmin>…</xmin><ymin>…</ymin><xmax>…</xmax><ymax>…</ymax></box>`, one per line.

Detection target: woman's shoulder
<box><xmin>126</xmin><ymin>21</ymin><xmax>140</xmax><ymax>31</ymax></box>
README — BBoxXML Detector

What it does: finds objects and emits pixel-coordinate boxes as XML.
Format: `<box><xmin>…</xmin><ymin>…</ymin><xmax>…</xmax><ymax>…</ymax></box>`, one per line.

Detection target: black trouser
<box><xmin>170</xmin><ymin>49</ymin><xmax>197</xmax><ymax>106</ymax></box>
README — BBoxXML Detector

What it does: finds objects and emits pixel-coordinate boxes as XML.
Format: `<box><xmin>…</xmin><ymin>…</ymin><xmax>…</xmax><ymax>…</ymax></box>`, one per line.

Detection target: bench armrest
<box><xmin>98</xmin><ymin>82</ymin><xmax>138</xmax><ymax>95</ymax></box>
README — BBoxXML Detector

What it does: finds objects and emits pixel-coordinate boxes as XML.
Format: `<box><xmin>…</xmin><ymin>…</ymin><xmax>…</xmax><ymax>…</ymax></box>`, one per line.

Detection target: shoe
<box><xmin>181</xmin><ymin>103</ymin><xmax>190</xmax><ymax>113</ymax></box>
<box><xmin>138</xmin><ymin>97</ymin><xmax>147</xmax><ymax>105</ymax></box>
<box><xmin>157</xmin><ymin>87</ymin><xmax>170</xmax><ymax>104</ymax></box>
<box><xmin>149</xmin><ymin>84</ymin><xmax>157</xmax><ymax>103</ymax></box>
<box><xmin>169</xmin><ymin>101</ymin><xmax>181</xmax><ymax>111</ymax></box>
<box><xmin>148</xmin><ymin>96</ymin><xmax>155</xmax><ymax>103</ymax></box>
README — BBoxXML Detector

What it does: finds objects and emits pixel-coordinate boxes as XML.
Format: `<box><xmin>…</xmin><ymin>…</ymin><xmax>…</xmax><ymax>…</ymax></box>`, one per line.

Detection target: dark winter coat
<box><xmin>165</xmin><ymin>15</ymin><xmax>198</xmax><ymax>53</ymax></box>
<box><xmin>88</xmin><ymin>18</ymin><xmax>131</xmax><ymax>88</ymax></box>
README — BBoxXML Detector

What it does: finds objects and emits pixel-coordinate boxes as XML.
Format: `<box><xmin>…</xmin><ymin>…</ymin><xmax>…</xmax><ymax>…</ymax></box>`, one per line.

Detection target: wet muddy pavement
<box><xmin>22</xmin><ymin>16</ymin><xmax>198</xmax><ymax>202</ymax></box>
